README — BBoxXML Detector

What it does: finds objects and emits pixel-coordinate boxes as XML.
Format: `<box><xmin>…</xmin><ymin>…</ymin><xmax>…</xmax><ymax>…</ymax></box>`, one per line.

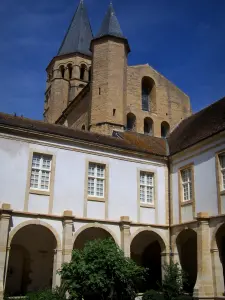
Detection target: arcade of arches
<box><xmin>2</xmin><ymin>217</ymin><xmax>225</xmax><ymax>298</ymax></box>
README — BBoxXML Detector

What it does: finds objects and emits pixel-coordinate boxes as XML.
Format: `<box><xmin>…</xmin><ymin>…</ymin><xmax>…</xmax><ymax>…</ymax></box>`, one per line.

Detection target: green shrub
<box><xmin>143</xmin><ymin>290</ymin><xmax>164</xmax><ymax>300</ymax></box>
<box><xmin>26</xmin><ymin>289</ymin><xmax>65</xmax><ymax>300</ymax></box>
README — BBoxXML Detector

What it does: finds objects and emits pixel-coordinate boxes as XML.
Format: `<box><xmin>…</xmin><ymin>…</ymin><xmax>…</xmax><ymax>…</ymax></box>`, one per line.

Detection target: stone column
<box><xmin>171</xmin><ymin>232</ymin><xmax>180</xmax><ymax>265</ymax></box>
<box><xmin>52</xmin><ymin>248</ymin><xmax>62</xmax><ymax>288</ymax></box>
<box><xmin>73</xmin><ymin>65</ymin><xmax>80</xmax><ymax>79</ymax></box>
<box><xmin>120</xmin><ymin>216</ymin><xmax>131</xmax><ymax>257</ymax></box>
<box><xmin>211</xmin><ymin>248</ymin><xmax>224</xmax><ymax>297</ymax></box>
<box><xmin>64</xmin><ymin>68</ymin><xmax>69</xmax><ymax>80</ymax></box>
<box><xmin>0</xmin><ymin>204</ymin><xmax>12</xmax><ymax>300</ymax></box>
<box><xmin>161</xmin><ymin>251</ymin><xmax>170</xmax><ymax>280</ymax></box>
<box><xmin>193</xmin><ymin>212</ymin><xmax>214</xmax><ymax>299</ymax></box>
<box><xmin>84</xmin><ymin>69</ymin><xmax>89</xmax><ymax>81</ymax></box>
<box><xmin>62</xmin><ymin>210</ymin><xmax>74</xmax><ymax>263</ymax></box>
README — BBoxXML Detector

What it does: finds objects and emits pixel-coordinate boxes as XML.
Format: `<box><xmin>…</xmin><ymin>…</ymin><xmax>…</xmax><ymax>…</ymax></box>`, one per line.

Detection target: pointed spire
<box><xmin>96</xmin><ymin>2</ymin><xmax>124</xmax><ymax>39</ymax></box>
<box><xmin>58</xmin><ymin>0</ymin><xmax>93</xmax><ymax>56</ymax></box>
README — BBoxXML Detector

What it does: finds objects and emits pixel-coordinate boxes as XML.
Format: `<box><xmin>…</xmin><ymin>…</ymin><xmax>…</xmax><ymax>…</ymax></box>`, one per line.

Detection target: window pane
<box><xmin>140</xmin><ymin>173</ymin><xmax>145</xmax><ymax>184</ymax></box>
<box><xmin>41</xmin><ymin>171</ymin><xmax>50</xmax><ymax>190</ymax></box>
<box><xmin>88</xmin><ymin>163</ymin><xmax>95</xmax><ymax>176</ymax></box>
<box><xmin>97</xmin><ymin>165</ymin><xmax>104</xmax><ymax>178</ymax></box>
<box><xmin>220</xmin><ymin>155</ymin><xmax>225</xmax><ymax>169</ymax></box>
<box><xmin>222</xmin><ymin>170</ymin><xmax>225</xmax><ymax>190</ymax></box>
<box><xmin>181</xmin><ymin>168</ymin><xmax>191</xmax><ymax>183</ymax></box>
<box><xmin>96</xmin><ymin>179</ymin><xmax>104</xmax><ymax>197</ymax></box>
<box><xmin>88</xmin><ymin>178</ymin><xmax>95</xmax><ymax>195</ymax></box>
<box><xmin>30</xmin><ymin>169</ymin><xmax>39</xmax><ymax>188</ymax></box>
<box><xmin>140</xmin><ymin>186</ymin><xmax>145</xmax><ymax>202</ymax></box>
<box><xmin>42</xmin><ymin>156</ymin><xmax>51</xmax><ymax>170</ymax></box>
<box><xmin>32</xmin><ymin>154</ymin><xmax>41</xmax><ymax>168</ymax></box>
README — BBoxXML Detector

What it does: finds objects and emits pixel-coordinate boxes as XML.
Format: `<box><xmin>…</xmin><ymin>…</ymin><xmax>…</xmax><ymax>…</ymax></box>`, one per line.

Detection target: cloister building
<box><xmin>0</xmin><ymin>1</ymin><xmax>225</xmax><ymax>299</ymax></box>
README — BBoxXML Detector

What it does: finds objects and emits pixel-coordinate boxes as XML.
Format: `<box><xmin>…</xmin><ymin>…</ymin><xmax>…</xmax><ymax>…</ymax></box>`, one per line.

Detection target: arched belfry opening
<box><xmin>141</xmin><ymin>77</ymin><xmax>156</xmax><ymax>112</ymax></box>
<box><xmin>68</xmin><ymin>64</ymin><xmax>73</xmax><ymax>79</ymax></box>
<box><xmin>176</xmin><ymin>229</ymin><xmax>197</xmax><ymax>293</ymax></box>
<box><xmin>5</xmin><ymin>225</ymin><xmax>57</xmax><ymax>296</ymax></box>
<box><xmin>127</xmin><ymin>113</ymin><xmax>136</xmax><ymax>131</ymax></box>
<box><xmin>144</xmin><ymin>117</ymin><xmax>153</xmax><ymax>135</ymax></box>
<box><xmin>130</xmin><ymin>230</ymin><xmax>165</xmax><ymax>292</ymax></box>
<box><xmin>89</xmin><ymin>67</ymin><xmax>92</xmax><ymax>82</ymax></box>
<box><xmin>73</xmin><ymin>227</ymin><xmax>115</xmax><ymax>250</ymax></box>
<box><xmin>161</xmin><ymin>121</ymin><xmax>170</xmax><ymax>138</ymax></box>
<box><xmin>80</xmin><ymin>64</ymin><xmax>87</xmax><ymax>81</ymax></box>
<box><xmin>60</xmin><ymin>65</ymin><xmax>65</xmax><ymax>79</ymax></box>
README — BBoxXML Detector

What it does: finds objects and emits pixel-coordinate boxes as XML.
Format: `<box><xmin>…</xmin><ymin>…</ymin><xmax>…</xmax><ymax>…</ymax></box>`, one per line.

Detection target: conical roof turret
<box><xmin>58</xmin><ymin>0</ymin><xmax>93</xmax><ymax>56</ymax></box>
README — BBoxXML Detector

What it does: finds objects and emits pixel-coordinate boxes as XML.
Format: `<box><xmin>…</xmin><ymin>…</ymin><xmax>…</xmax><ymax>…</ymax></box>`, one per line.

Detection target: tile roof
<box><xmin>58</xmin><ymin>0</ymin><xmax>93</xmax><ymax>57</ymax></box>
<box><xmin>168</xmin><ymin>96</ymin><xmax>225</xmax><ymax>155</ymax></box>
<box><xmin>0</xmin><ymin>113</ymin><xmax>167</xmax><ymax>158</ymax></box>
<box><xmin>96</xmin><ymin>2</ymin><xmax>124</xmax><ymax>39</ymax></box>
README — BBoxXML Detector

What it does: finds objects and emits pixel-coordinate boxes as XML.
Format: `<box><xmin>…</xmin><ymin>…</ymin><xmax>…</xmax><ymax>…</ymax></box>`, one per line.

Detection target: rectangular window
<box><xmin>88</xmin><ymin>163</ymin><xmax>105</xmax><ymax>198</ymax></box>
<box><xmin>30</xmin><ymin>153</ymin><xmax>52</xmax><ymax>191</ymax></box>
<box><xmin>140</xmin><ymin>171</ymin><xmax>154</xmax><ymax>204</ymax></box>
<box><xmin>181</xmin><ymin>168</ymin><xmax>192</xmax><ymax>202</ymax></box>
<box><xmin>219</xmin><ymin>154</ymin><xmax>225</xmax><ymax>190</ymax></box>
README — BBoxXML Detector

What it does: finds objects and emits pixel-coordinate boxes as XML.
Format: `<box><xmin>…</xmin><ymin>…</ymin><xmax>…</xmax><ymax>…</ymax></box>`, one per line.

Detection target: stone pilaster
<box><xmin>194</xmin><ymin>212</ymin><xmax>214</xmax><ymax>299</ymax></box>
<box><xmin>0</xmin><ymin>204</ymin><xmax>12</xmax><ymax>300</ymax></box>
<box><xmin>120</xmin><ymin>216</ymin><xmax>131</xmax><ymax>257</ymax></box>
<box><xmin>62</xmin><ymin>210</ymin><xmax>74</xmax><ymax>263</ymax></box>
<box><xmin>211</xmin><ymin>248</ymin><xmax>224</xmax><ymax>297</ymax></box>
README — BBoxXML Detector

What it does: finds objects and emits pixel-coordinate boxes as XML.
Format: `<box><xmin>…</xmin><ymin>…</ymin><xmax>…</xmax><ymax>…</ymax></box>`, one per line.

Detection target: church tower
<box><xmin>89</xmin><ymin>3</ymin><xmax>130</xmax><ymax>135</ymax></box>
<box><xmin>44</xmin><ymin>0</ymin><xmax>93</xmax><ymax>123</ymax></box>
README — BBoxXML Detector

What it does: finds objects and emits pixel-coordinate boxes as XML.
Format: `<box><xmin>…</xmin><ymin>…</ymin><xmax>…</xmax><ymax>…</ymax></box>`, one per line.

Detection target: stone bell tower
<box><xmin>44</xmin><ymin>0</ymin><xmax>93</xmax><ymax>124</ymax></box>
<box><xmin>89</xmin><ymin>3</ymin><xmax>130</xmax><ymax>135</ymax></box>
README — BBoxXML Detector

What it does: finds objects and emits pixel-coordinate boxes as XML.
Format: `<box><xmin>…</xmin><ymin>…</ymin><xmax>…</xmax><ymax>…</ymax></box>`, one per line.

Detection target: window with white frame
<box><xmin>181</xmin><ymin>168</ymin><xmax>192</xmax><ymax>202</ymax></box>
<box><xmin>30</xmin><ymin>153</ymin><xmax>52</xmax><ymax>191</ymax></box>
<box><xmin>88</xmin><ymin>163</ymin><xmax>105</xmax><ymax>198</ymax></box>
<box><xmin>219</xmin><ymin>154</ymin><xmax>225</xmax><ymax>190</ymax></box>
<box><xmin>140</xmin><ymin>171</ymin><xmax>154</xmax><ymax>204</ymax></box>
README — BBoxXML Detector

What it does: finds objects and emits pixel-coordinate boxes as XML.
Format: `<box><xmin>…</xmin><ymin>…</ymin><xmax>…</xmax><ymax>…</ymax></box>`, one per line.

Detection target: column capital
<box><xmin>197</xmin><ymin>212</ymin><xmax>209</xmax><ymax>220</ymax></box>
<box><xmin>120</xmin><ymin>216</ymin><xmax>131</xmax><ymax>229</ymax></box>
<box><xmin>0</xmin><ymin>203</ymin><xmax>12</xmax><ymax>219</ymax></box>
<box><xmin>62</xmin><ymin>210</ymin><xmax>74</xmax><ymax>222</ymax></box>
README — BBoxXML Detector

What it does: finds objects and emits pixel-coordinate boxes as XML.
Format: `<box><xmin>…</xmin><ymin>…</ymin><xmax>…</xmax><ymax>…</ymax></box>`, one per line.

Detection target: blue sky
<box><xmin>0</xmin><ymin>0</ymin><xmax>225</xmax><ymax>120</ymax></box>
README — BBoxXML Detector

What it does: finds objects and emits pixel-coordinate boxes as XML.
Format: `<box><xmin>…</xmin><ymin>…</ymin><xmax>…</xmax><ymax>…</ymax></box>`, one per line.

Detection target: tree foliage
<box><xmin>60</xmin><ymin>238</ymin><xmax>146</xmax><ymax>300</ymax></box>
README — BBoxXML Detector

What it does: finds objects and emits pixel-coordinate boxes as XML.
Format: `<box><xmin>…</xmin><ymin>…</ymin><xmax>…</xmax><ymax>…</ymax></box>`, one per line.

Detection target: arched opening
<box><xmin>80</xmin><ymin>64</ymin><xmax>86</xmax><ymax>80</ymax></box>
<box><xmin>5</xmin><ymin>225</ymin><xmax>57</xmax><ymax>296</ymax></box>
<box><xmin>81</xmin><ymin>125</ymin><xmax>85</xmax><ymax>130</ymax></box>
<box><xmin>161</xmin><ymin>121</ymin><xmax>170</xmax><ymax>138</ymax></box>
<box><xmin>89</xmin><ymin>67</ymin><xmax>92</xmax><ymax>82</ymax></box>
<box><xmin>60</xmin><ymin>65</ymin><xmax>65</xmax><ymax>79</ymax></box>
<box><xmin>68</xmin><ymin>64</ymin><xmax>73</xmax><ymax>79</ymax></box>
<box><xmin>216</xmin><ymin>223</ymin><xmax>225</xmax><ymax>290</ymax></box>
<box><xmin>176</xmin><ymin>229</ymin><xmax>197</xmax><ymax>293</ymax></box>
<box><xmin>142</xmin><ymin>77</ymin><xmax>156</xmax><ymax>112</ymax></box>
<box><xmin>127</xmin><ymin>113</ymin><xmax>136</xmax><ymax>131</ymax></box>
<box><xmin>144</xmin><ymin>117</ymin><xmax>153</xmax><ymax>135</ymax></box>
<box><xmin>74</xmin><ymin>227</ymin><xmax>115</xmax><ymax>250</ymax></box>
<box><xmin>130</xmin><ymin>230</ymin><xmax>165</xmax><ymax>292</ymax></box>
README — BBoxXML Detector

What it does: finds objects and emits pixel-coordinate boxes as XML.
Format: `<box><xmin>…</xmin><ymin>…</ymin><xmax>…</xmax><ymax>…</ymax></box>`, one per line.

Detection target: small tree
<box><xmin>60</xmin><ymin>238</ymin><xmax>146</xmax><ymax>300</ymax></box>
<box><xmin>160</xmin><ymin>261</ymin><xmax>188</xmax><ymax>300</ymax></box>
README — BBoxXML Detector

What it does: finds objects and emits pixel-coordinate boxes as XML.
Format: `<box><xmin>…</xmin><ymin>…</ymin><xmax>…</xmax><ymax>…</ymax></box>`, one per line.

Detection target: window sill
<box><xmin>140</xmin><ymin>203</ymin><xmax>155</xmax><ymax>209</ymax></box>
<box><xmin>30</xmin><ymin>189</ymin><xmax>50</xmax><ymax>196</ymax></box>
<box><xmin>87</xmin><ymin>196</ymin><xmax>106</xmax><ymax>203</ymax></box>
<box><xmin>181</xmin><ymin>200</ymin><xmax>193</xmax><ymax>207</ymax></box>
<box><xmin>220</xmin><ymin>190</ymin><xmax>225</xmax><ymax>196</ymax></box>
